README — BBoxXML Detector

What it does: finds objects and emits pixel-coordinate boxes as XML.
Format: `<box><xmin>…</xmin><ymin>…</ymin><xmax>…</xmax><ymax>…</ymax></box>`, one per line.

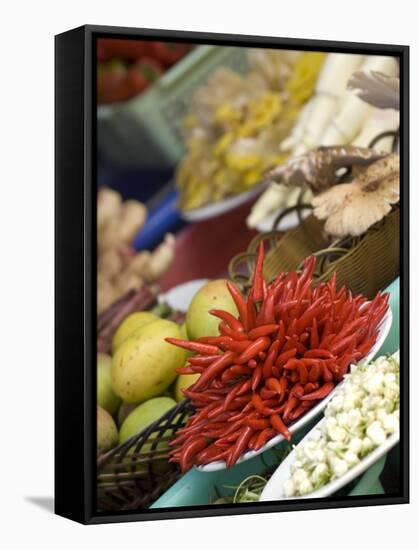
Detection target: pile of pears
<box><xmin>97</xmin><ymin>279</ymin><xmax>238</xmax><ymax>456</ymax></box>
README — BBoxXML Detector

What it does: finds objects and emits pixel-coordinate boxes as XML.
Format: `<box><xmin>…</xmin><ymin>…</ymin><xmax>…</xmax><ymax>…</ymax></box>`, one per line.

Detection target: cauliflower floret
<box><xmin>292</xmin><ymin>469</ymin><xmax>308</xmax><ymax>485</ymax></box>
<box><xmin>348</xmin><ymin>437</ymin><xmax>363</xmax><ymax>455</ymax></box>
<box><xmin>366</xmin><ymin>421</ymin><xmax>386</xmax><ymax>446</ymax></box>
<box><xmin>283</xmin><ymin>479</ymin><xmax>296</xmax><ymax>497</ymax></box>
<box><xmin>330</xmin><ymin>457</ymin><xmax>349</xmax><ymax>478</ymax></box>
<box><xmin>343</xmin><ymin>450</ymin><xmax>360</xmax><ymax>467</ymax></box>
<box><xmin>382</xmin><ymin>413</ymin><xmax>399</xmax><ymax>434</ymax></box>
<box><xmin>299</xmin><ymin>478</ymin><xmax>313</xmax><ymax>495</ymax></box>
<box><xmin>311</xmin><ymin>463</ymin><xmax>329</xmax><ymax>485</ymax></box>
<box><xmin>361</xmin><ymin>436</ymin><xmax>374</xmax><ymax>455</ymax></box>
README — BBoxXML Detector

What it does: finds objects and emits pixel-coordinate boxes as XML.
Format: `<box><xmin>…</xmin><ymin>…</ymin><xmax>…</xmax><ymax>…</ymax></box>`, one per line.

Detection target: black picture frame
<box><xmin>55</xmin><ymin>24</ymin><xmax>409</xmax><ymax>525</ymax></box>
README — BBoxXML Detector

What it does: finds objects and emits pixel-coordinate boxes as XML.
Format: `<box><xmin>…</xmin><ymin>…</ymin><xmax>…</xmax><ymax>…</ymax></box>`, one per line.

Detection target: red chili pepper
<box><xmin>258</xmin><ymin>293</ymin><xmax>276</xmax><ymax>325</ymax></box>
<box><xmin>282</xmin><ymin>336</ymin><xmax>299</xmax><ymax>353</ymax></box>
<box><xmin>289</xmin><ymin>401</ymin><xmax>315</xmax><ymax>422</ymax></box>
<box><xmin>298</xmin><ymin>363</ymin><xmax>309</xmax><ymax>385</ymax></box>
<box><xmin>247</xmin><ymin>417</ymin><xmax>271</xmax><ymax>430</ymax></box>
<box><xmin>290</xmin><ymin>383</ymin><xmax>305</xmax><ymax>399</ymax></box>
<box><xmin>246</xmin><ymin>288</ymin><xmax>257</xmax><ymax>330</ymax></box>
<box><xmin>219</xmin><ymin>322</ymin><xmax>249</xmax><ymax>341</ymax></box>
<box><xmin>276</xmin><ymin>319</ymin><xmax>286</xmax><ymax>350</ymax></box>
<box><xmin>248</xmin><ymin>359</ymin><xmax>258</xmax><ymax>369</ymax></box>
<box><xmin>193</xmin><ymin>351</ymin><xmax>236</xmax><ymax>391</ymax></box>
<box><xmin>283</xmin><ymin>358</ymin><xmax>300</xmax><ymax>370</ymax></box>
<box><xmin>176</xmin><ymin>366</ymin><xmax>202</xmax><ymax>375</ymax></box>
<box><xmin>226</xmin><ymin>281</ymin><xmax>249</xmax><ymax>329</ymax></box>
<box><xmin>221</xmin><ymin>364</ymin><xmax>250</xmax><ymax>382</ymax></box>
<box><xmin>289</xmin><ymin>370</ymin><xmax>299</xmax><ymax>383</ymax></box>
<box><xmin>301</xmin><ymin>382</ymin><xmax>334</xmax><ymax>401</ymax></box>
<box><xmin>258</xmin><ymin>351</ymin><xmax>267</xmax><ymax>360</ymax></box>
<box><xmin>237</xmin><ymin>336</ymin><xmax>271</xmax><ymax>364</ymax></box>
<box><xmin>308</xmin><ymin>363</ymin><xmax>321</xmax><ymax>382</ymax></box>
<box><xmin>286</xmin><ymin>318</ymin><xmax>298</xmax><ymax>338</ymax></box>
<box><xmin>196</xmin><ymin>444</ymin><xmax>228</xmax><ymax>465</ymax></box>
<box><xmin>180</xmin><ymin>436</ymin><xmax>208</xmax><ymax>472</ymax></box>
<box><xmin>310</xmin><ymin>317</ymin><xmax>319</xmax><ymax>348</ymax></box>
<box><xmin>209</xmin><ymin>309</ymin><xmax>244</xmax><ymax>332</ymax></box>
<box><xmin>330</xmin><ymin>334</ymin><xmax>357</xmax><ymax>355</ymax></box>
<box><xmin>252</xmin><ymin>242</ymin><xmax>265</xmax><ymax>302</ymax></box>
<box><xmin>165</xmin><ymin>338</ymin><xmax>220</xmax><ymax>356</ymax></box>
<box><xmin>266</xmin><ymin>377</ymin><xmax>283</xmax><ymax>395</ymax></box>
<box><xmin>188</xmin><ymin>355</ymin><xmax>217</xmax><ymax>366</ymax></box>
<box><xmin>276</xmin><ymin>348</ymin><xmax>297</xmax><ymax>367</ymax></box>
<box><xmin>248</xmin><ymin>324</ymin><xmax>279</xmax><ymax>339</ymax></box>
<box><xmin>296</xmin><ymin>296</ymin><xmax>326</xmax><ymax>333</ymax></box>
<box><xmin>223</xmin><ymin>382</ymin><xmax>244</xmax><ymax>410</ymax></box>
<box><xmin>260</xmin><ymin>387</ymin><xmax>277</xmax><ymax>399</ymax></box>
<box><xmin>272</xmin><ymin>366</ymin><xmax>280</xmax><ymax>378</ymax></box>
<box><xmin>304</xmin><ymin>382</ymin><xmax>318</xmax><ymax>394</ymax></box>
<box><xmin>237</xmin><ymin>379</ymin><xmax>252</xmax><ymax>396</ymax></box>
<box><xmin>300</xmin><ymin>357</ymin><xmax>321</xmax><ymax>367</ymax></box>
<box><xmin>251</xmin><ymin>364</ymin><xmax>263</xmax><ymax>391</ymax></box>
<box><xmin>254</xmin><ymin>428</ymin><xmax>276</xmax><ymax>451</ymax></box>
<box><xmin>357</xmin><ymin>335</ymin><xmax>376</xmax><ymax>357</ymax></box>
<box><xmin>321</xmin><ymin>363</ymin><xmax>334</xmax><ymax>382</ymax></box>
<box><xmin>226</xmin><ymin>426</ymin><xmax>254</xmax><ymax>468</ymax></box>
<box><xmin>304</xmin><ymin>349</ymin><xmax>335</xmax><ymax>359</ymax></box>
<box><xmin>262</xmin><ymin>340</ymin><xmax>280</xmax><ymax>379</ymax></box>
<box><xmin>251</xmin><ymin>393</ymin><xmax>276</xmax><ymax>415</ymax></box>
<box><xmin>283</xmin><ymin>396</ymin><xmax>299</xmax><ymax>421</ymax></box>
<box><xmin>220</xmin><ymin>339</ymin><xmax>252</xmax><ymax>353</ymax></box>
<box><xmin>270</xmin><ymin>414</ymin><xmax>291</xmax><ymax>441</ymax></box>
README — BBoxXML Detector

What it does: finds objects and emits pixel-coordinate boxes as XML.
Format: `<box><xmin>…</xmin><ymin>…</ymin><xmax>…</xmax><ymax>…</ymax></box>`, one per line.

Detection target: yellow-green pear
<box><xmin>111</xmin><ymin>319</ymin><xmax>187</xmax><ymax>403</ymax></box>
<box><xmin>119</xmin><ymin>396</ymin><xmax>176</xmax><ymax>444</ymax></box>
<box><xmin>97</xmin><ymin>406</ymin><xmax>118</xmax><ymax>454</ymax></box>
<box><xmin>97</xmin><ymin>353</ymin><xmax>121</xmax><ymax>415</ymax></box>
<box><xmin>186</xmin><ymin>279</ymin><xmax>238</xmax><ymax>340</ymax></box>
<box><xmin>174</xmin><ymin>373</ymin><xmax>200</xmax><ymax>402</ymax></box>
<box><xmin>112</xmin><ymin>311</ymin><xmax>158</xmax><ymax>353</ymax></box>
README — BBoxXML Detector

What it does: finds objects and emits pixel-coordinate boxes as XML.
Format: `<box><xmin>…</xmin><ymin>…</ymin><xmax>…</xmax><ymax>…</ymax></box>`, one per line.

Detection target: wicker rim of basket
<box><xmin>229</xmin><ymin>205</ymin><xmax>399</xmax><ymax>291</ymax></box>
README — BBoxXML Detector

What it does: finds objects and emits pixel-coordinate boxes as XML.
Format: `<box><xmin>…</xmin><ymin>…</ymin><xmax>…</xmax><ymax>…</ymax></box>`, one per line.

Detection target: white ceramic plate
<box><xmin>180</xmin><ymin>182</ymin><xmax>268</xmax><ymax>222</ymax></box>
<box><xmin>158</xmin><ymin>279</ymin><xmax>209</xmax><ymax>312</ymax></box>
<box><xmin>196</xmin><ymin>307</ymin><xmax>392</xmax><ymax>473</ymax></box>
<box><xmin>255</xmin><ymin>208</ymin><xmax>310</xmax><ymax>233</ymax></box>
<box><xmin>259</xmin><ymin>417</ymin><xmax>399</xmax><ymax>501</ymax></box>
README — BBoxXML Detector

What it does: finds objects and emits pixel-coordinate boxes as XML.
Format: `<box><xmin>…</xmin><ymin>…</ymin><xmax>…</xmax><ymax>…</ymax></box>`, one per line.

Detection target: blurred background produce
<box><xmin>97</xmin><ymin>39</ymin><xmax>194</xmax><ymax>104</ymax></box>
<box><xmin>176</xmin><ymin>50</ymin><xmax>325</xmax><ymax>210</ymax></box>
<box><xmin>97</xmin><ymin>187</ymin><xmax>175</xmax><ymax>313</ymax></box>
<box><xmin>95</xmin><ymin>38</ymin><xmax>400</xmax><ymax>512</ymax></box>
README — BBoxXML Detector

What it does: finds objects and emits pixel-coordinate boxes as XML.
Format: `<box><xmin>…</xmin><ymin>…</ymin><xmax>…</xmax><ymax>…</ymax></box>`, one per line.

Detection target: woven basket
<box><xmin>229</xmin><ymin>206</ymin><xmax>400</xmax><ymax>300</ymax></box>
<box><xmin>97</xmin><ymin>399</ymin><xmax>193</xmax><ymax>511</ymax></box>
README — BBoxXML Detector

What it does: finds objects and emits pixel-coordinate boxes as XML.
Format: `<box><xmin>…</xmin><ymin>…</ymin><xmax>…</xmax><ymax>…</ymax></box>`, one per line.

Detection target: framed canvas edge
<box><xmin>54</xmin><ymin>24</ymin><xmax>409</xmax><ymax>525</ymax></box>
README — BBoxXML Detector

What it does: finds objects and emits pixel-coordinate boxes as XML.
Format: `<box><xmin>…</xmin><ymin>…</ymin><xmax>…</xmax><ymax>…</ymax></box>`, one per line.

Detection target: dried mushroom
<box><xmin>265</xmin><ymin>145</ymin><xmax>386</xmax><ymax>194</ymax></box>
<box><xmin>312</xmin><ymin>153</ymin><xmax>399</xmax><ymax>237</ymax></box>
<box><xmin>348</xmin><ymin>70</ymin><xmax>400</xmax><ymax>111</ymax></box>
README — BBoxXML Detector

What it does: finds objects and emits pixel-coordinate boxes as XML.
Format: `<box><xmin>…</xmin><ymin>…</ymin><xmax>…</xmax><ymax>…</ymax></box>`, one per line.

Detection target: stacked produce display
<box><xmin>96</xmin><ymin>41</ymin><xmax>401</xmax><ymax>511</ymax></box>
<box><xmin>166</xmin><ymin>245</ymin><xmax>389</xmax><ymax>471</ymax></box>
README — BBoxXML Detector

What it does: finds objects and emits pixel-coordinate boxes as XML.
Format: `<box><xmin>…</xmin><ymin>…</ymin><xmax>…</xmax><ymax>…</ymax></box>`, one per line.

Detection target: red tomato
<box><xmin>148</xmin><ymin>42</ymin><xmax>192</xmax><ymax>66</ymax></box>
<box><xmin>99</xmin><ymin>60</ymin><xmax>131</xmax><ymax>104</ymax></box>
<box><xmin>97</xmin><ymin>38</ymin><xmax>149</xmax><ymax>61</ymax></box>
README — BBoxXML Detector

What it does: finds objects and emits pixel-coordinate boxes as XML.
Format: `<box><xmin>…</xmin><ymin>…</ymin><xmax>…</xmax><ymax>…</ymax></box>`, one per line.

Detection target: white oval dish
<box><xmin>180</xmin><ymin>182</ymin><xmax>268</xmax><ymax>222</ymax></box>
<box><xmin>255</xmin><ymin>208</ymin><xmax>310</xmax><ymax>233</ymax></box>
<box><xmin>196</xmin><ymin>307</ymin><xmax>392</xmax><ymax>473</ymax></box>
<box><xmin>259</xmin><ymin>417</ymin><xmax>399</xmax><ymax>501</ymax></box>
<box><xmin>158</xmin><ymin>279</ymin><xmax>209</xmax><ymax>311</ymax></box>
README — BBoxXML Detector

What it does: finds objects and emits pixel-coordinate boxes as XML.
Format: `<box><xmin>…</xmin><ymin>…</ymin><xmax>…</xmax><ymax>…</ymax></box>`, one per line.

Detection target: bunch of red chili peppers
<box><xmin>166</xmin><ymin>245</ymin><xmax>389</xmax><ymax>472</ymax></box>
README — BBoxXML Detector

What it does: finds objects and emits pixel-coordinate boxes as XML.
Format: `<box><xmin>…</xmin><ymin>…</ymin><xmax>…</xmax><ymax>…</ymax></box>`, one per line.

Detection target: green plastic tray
<box><xmin>151</xmin><ymin>277</ymin><xmax>399</xmax><ymax>508</ymax></box>
<box><xmin>98</xmin><ymin>45</ymin><xmax>248</xmax><ymax>168</ymax></box>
